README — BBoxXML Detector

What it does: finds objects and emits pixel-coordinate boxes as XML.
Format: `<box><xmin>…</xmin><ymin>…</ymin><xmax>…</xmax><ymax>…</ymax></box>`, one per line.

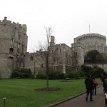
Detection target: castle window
<box><xmin>41</xmin><ymin>64</ymin><xmax>43</xmax><ymax>68</ymax></box>
<box><xmin>12</xmin><ymin>38</ymin><xmax>14</xmax><ymax>42</ymax></box>
<box><xmin>3</xmin><ymin>23</ymin><xmax>6</xmax><ymax>26</ymax></box>
<box><xmin>17</xmin><ymin>48</ymin><xmax>19</xmax><ymax>53</ymax></box>
<box><xmin>52</xmin><ymin>50</ymin><xmax>53</xmax><ymax>54</ymax></box>
<box><xmin>74</xmin><ymin>52</ymin><xmax>77</xmax><ymax>57</ymax></box>
<box><xmin>18</xmin><ymin>35</ymin><xmax>21</xmax><ymax>40</ymax></box>
<box><xmin>9</xmin><ymin>48</ymin><xmax>14</xmax><ymax>54</ymax></box>
<box><xmin>60</xmin><ymin>49</ymin><xmax>61</xmax><ymax>53</ymax></box>
<box><xmin>53</xmin><ymin>57</ymin><xmax>55</xmax><ymax>63</ymax></box>
<box><xmin>30</xmin><ymin>56</ymin><xmax>33</xmax><ymax>61</ymax></box>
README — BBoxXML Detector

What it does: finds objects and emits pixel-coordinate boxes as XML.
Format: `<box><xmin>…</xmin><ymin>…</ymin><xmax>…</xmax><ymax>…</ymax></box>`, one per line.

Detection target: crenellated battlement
<box><xmin>75</xmin><ymin>33</ymin><xmax>106</xmax><ymax>42</ymax></box>
<box><xmin>0</xmin><ymin>17</ymin><xmax>27</xmax><ymax>32</ymax></box>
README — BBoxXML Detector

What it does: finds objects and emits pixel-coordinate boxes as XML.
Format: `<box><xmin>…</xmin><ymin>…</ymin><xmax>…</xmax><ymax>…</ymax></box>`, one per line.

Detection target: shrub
<box><xmin>36</xmin><ymin>71</ymin><xmax>65</xmax><ymax>80</ymax></box>
<box><xmin>93</xmin><ymin>66</ymin><xmax>104</xmax><ymax>77</ymax></box>
<box><xmin>81</xmin><ymin>65</ymin><xmax>104</xmax><ymax>77</ymax></box>
<box><xmin>67</xmin><ymin>71</ymin><xmax>84</xmax><ymax>79</ymax></box>
<box><xmin>48</xmin><ymin>71</ymin><xmax>65</xmax><ymax>80</ymax></box>
<box><xmin>11</xmin><ymin>68</ymin><xmax>34</xmax><ymax>78</ymax></box>
<box><xmin>36</xmin><ymin>74</ymin><xmax>46</xmax><ymax>79</ymax></box>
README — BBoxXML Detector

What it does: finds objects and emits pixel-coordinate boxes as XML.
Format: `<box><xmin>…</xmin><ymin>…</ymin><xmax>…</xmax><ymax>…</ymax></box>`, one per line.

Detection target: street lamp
<box><xmin>2</xmin><ymin>97</ymin><xmax>6</xmax><ymax>107</ymax></box>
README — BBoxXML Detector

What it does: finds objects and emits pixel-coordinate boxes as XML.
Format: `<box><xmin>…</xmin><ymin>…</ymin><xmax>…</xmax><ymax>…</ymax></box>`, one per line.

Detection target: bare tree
<box><xmin>36</xmin><ymin>27</ymin><xmax>53</xmax><ymax>89</ymax></box>
<box><xmin>45</xmin><ymin>27</ymin><xmax>53</xmax><ymax>89</ymax></box>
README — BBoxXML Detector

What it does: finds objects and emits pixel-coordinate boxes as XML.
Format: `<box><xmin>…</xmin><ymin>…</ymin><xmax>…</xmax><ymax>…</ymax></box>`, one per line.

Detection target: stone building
<box><xmin>24</xmin><ymin>36</ymin><xmax>72</xmax><ymax>77</ymax></box>
<box><xmin>48</xmin><ymin>36</ymin><xmax>72</xmax><ymax>74</ymax></box>
<box><xmin>0</xmin><ymin>17</ymin><xmax>28</xmax><ymax>78</ymax></box>
<box><xmin>71</xmin><ymin>33</ymin><xmax>107</xmax><ymax>69</ymax></box>
<box><xmin>24</xmin><ymin>51</ymin><xmax>46</xmax><ymax>77</ymax></box>
<box><xmin>0</xmin><ymin>17</ymin><xmax>107</xmax><ymax>78</ymax></box>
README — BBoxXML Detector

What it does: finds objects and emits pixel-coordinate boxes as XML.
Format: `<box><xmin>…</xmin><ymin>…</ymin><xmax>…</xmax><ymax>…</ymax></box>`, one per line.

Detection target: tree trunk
<box><xmin>46</xmin><ymin>51</ymin><xmax>49</xmax><ymax>89</ymax></box>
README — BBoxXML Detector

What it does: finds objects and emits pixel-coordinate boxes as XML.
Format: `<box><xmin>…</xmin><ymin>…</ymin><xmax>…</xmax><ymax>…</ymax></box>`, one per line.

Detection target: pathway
<box><xmin>52</xmin><ymin>87</ymin><xmax>106</xmax><ymax>107</ymax></box>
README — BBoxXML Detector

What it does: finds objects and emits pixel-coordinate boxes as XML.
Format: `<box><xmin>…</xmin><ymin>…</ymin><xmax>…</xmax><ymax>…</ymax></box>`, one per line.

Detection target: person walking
<box><xmin>101</xmin><ymin>72</ymin><xmax>106</xmax><ymax>93</ymax></box>
<box><xmin>92</xmin><ymin>77</ymin><xmax>98</xmax><ymax>95</ymax></box>
<box><xmin>85</xmin><ymin>75</ymin><xmax>94</xmax><ymax>102</ymax></box>
<box><xmin>104</xmin><ymin>75</ymin><xmax>107</xmax><ymax>106</ymax></box>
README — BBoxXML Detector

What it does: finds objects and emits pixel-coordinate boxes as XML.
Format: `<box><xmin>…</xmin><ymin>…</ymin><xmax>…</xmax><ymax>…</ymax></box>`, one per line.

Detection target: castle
<box><xmin>0</xmin><ymin>17</ymin><xmax>107</xmax><ymax>78</ymax></box>
<box><xmin>0</xmin><ymin>17</ymin><xmax>27</xmax><ymax>78</ymax></box>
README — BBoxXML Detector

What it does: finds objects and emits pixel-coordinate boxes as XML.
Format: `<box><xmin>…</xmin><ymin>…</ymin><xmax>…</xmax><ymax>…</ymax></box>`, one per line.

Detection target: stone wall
<box><xmin>0</xmin><ymin>17</ymin><xmax>28</xmax><ymax>78</ymax></box>
<box><xmin>74</xmin><ymin>33</ymin><xmax>106</xmax><ymax>54</ymax></box>
<box><xmin>24</xmin><ymin>52</ymin><xmax>46</xmax><ymax>77</ymax></box>
<box><xmin>72</xmin><ymin>33</ymin><xmax>107</xmax><ymax>68</ymax></box>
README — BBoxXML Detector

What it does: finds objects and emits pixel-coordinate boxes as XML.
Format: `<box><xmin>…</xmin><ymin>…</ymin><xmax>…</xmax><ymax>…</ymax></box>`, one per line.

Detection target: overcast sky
<box><xmin>1</xmin><ymin>0</ymin><xmax>107</xmax><ymax>52</ymax></box>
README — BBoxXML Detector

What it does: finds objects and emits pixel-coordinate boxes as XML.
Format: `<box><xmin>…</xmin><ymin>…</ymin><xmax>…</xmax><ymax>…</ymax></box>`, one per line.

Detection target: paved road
<box><xmin>53</xmin><ymin>87</ymin><xmax>106</xmax><ymax>107</ymax></box>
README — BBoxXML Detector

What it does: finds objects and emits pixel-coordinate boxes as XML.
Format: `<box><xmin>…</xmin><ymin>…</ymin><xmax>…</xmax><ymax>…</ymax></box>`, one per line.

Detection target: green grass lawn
<box><xmin>0</xmin><ymin>79</ymin><xmax>87</xmax><ymax>107</ymax></box>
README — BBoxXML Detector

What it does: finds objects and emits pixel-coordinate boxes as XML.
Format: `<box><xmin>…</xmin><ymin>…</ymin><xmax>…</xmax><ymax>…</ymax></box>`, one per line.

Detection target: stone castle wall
<box><xmin>0</xmin><ymin>17</ymin><xmax>28</xmax><ymax>78</ymax></box>
<box><xmin>72</xmin><ymin>33</ymin><xmax>107</xmax><ymax>68</ymax></box>
<box><xmin>0</xmin><ymin>17</ymin><xmax>107</xmax><ymax>78</ymax></box>
<box><xmin>74</xmin><ymin>33</ymin><xmax>106</xmax><ymax>54</ymax></box>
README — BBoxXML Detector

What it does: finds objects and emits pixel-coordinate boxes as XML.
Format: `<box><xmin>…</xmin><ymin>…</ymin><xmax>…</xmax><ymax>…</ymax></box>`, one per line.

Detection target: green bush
<box><xmin>11</xmin><ymin>68</ymin><xmax>34</xmax><ymax>78</ymax></box>
<box><xmin>36</xmin><ymin>71</ymin><xmax>65</xmax><ymax>80</ymax></box>
<box><xmin>81</xmin><ymin>65</ymin><xmax>104</xmax><ymax>77</ymax></box>
<box><xmin>67</xmin><ymin>72</ymin><xmax>84</xmax><ymax>79</ymax></box>
<box><xmin>93</xmin><ymin>66</ymin><xmax>104</xmax><ymax>77</ymax></box>
<box><xmin>36</xmin><ymin>74</ymin><xmax>46</xmax><ymax>79</ymax></box>
<box><xmin>48</xmin><ymin>71</ymin><xmax>65</xmax><ymax>79</ymax></box>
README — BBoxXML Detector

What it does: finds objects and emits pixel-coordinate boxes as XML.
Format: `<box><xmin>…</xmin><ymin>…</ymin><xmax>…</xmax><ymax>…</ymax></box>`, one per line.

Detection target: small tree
<box><xmin>36</xmin><ymin>27</ymin><xmax>53</xmax><ymax>89</ymax></box>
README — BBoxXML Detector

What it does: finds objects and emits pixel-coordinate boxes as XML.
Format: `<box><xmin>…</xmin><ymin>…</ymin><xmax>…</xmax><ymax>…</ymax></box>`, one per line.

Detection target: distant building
<box><xmin>71</xmin><ymin>33</ymin><xmax>107</xmax><ymax>70</ymax></box>
<box><xmin>0</xmin><ymin>17</ymin><xmax>107</xmax><ymax>78</ymax></box>
<box><xmin>24</xmin><ymin>36</ymin><xmax>72</xmax><ymax>77</ymax></box>
<box><xmin>48</xmin><ymin>36</ymin><xmax>72</xmax><ymax>74</ymax></box>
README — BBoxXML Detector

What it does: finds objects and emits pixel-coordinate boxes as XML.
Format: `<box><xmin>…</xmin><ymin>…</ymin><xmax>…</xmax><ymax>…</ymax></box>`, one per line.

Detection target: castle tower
<box><xmin>72</xmin><ymin>33</ymin><xmax>107</xmax><ymax>68</ymax></box>
<box><xmin>0</xmin><ymin>17</ymin><xmax>28</xmax><ymax>78</ymax></box>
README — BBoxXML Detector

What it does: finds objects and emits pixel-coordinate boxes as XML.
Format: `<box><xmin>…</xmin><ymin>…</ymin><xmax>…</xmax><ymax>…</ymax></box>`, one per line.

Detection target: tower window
<box><xmin>30</xmin><ymin>56</ymin><xmax>33</xmax><ymax>61</ymax></box>
<box><xmin>17</xmin><ymin>48</ymin><xmax>19</xmax><ymax>53</ymax></box>
<box><xmin>41</xmin><ymin>64</ymin><xmax>43</xmax><ymax>68</ymax></box>
<box><xmin>52</xmin><ymin>50</ymin><xmax>53</xmax><ymax>54</ymax></box>
<box><xmin>18</xmin><ymin>35</ymin><xmax>21</xmax><ymax>40</ymax></box>
<box><xmin>9</xmin><ymin>48</ymin><xmax>14</xmax><ymax>54</ymax></box>
<box><xmin>60</xmin><ymin>49</ymin><xmax>61</xmax><ymax>53</ymax></box>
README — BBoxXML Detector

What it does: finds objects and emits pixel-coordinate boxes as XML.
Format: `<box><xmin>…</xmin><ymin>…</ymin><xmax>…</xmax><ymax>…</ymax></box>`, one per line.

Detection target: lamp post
<box><xmin>3</xmin><ymin>97</ymin><xmax>6</xmax><ymax>107</ymax></box>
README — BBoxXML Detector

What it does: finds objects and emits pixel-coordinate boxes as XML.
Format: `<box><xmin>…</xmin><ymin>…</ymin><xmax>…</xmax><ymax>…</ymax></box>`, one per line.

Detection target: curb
<box><xmin>48</xmin><ymin>86</ymin><xmax>101</xmax><ymax>107</ymax></box>
<box><xmin>48</xmin><ymin>91</ymin><xmax>86</xmax><ymax>107</ymax></box>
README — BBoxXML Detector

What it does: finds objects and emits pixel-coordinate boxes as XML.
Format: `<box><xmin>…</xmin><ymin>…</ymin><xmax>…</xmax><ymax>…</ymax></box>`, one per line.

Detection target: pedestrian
<box><xmin>104</xmin><ymin>75</ymin><xmax>107</xmax><ymax>106</ymax></box>
<box><xmin>85</xmin><ymin>75</ymin><xmax>94</xmax><ymax>102</ymax></box>
<box><xmin>92</xmin><ymin>76</ymin><xmax>98</xmax><ymax>95</ymax></box>
<box><xmin>101</xmin><ymin>72</ymin><xmax>106</xmax><ymax>93</ymax></box>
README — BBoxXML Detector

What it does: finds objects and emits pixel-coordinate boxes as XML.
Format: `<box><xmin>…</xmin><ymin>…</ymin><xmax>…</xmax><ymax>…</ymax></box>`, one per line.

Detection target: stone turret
<box><xmin>3</xmin><ymin>16</ymin><xmax>7</xmax><ymax>21</ymax></box>
<box><xmin>72</xmin><ymin>33</ymin><xmax>107</xmax><ymax>68</ymax></box>
<box><xmin>50</xmin><ymin>36</ymin><xmax>55</xmax><ymax>46</ymax></box>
